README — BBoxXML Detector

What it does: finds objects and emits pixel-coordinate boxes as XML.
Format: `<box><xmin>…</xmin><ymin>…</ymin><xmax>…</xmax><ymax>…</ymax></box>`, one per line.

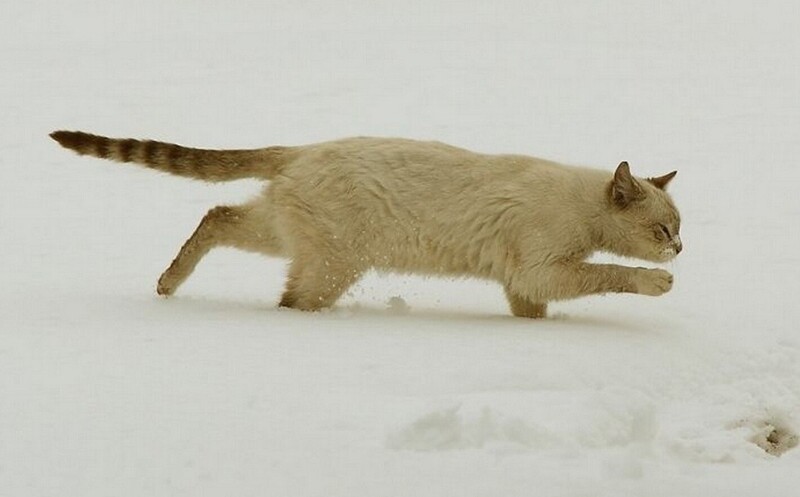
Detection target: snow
<box><xmin>2</xmin><ymin>0</ymin><xmax>800</xmax><ymax>495</ymax></box>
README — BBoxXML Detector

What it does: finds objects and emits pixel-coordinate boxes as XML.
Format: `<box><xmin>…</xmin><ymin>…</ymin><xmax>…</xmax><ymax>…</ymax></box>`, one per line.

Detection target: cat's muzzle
<box><xmin>661</xmin><ymin>235</ymin><xmax>683</xmax><ymax>260</ymax></box>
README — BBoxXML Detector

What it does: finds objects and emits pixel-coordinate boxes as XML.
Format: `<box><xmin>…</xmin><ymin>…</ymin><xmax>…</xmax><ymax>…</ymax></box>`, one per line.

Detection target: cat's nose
<box><xmin>673</xmin><ymin>235</ymin><xmax>683</xmax><ymax>254</ymax></box>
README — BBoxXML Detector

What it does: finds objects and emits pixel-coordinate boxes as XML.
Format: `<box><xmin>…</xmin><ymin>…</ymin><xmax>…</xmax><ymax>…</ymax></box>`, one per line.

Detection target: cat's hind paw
<box><xmin>156</xmin><ymin>273</ymin><xmax>177</xmax><ymax>297</ymax></box>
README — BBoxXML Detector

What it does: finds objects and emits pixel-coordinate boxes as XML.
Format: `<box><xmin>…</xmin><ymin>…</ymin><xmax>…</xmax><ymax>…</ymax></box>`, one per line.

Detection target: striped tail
<box><xmin>49</xmin><ymin>130</ymin><xmax>295</xmax><ymax>182</ymax></box>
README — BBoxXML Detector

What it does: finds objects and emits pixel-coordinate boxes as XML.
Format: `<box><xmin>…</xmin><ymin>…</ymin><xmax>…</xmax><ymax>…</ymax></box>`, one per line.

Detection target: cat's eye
<box><xmin>657</xmin><ymin>224</ymin><xmax>671</xmax><ymax>239</ymax></box>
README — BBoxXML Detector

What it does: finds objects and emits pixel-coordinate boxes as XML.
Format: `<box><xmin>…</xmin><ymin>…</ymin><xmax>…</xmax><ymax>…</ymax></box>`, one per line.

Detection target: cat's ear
<box><xmin>647</xmin><ymin>171</ymin><xmax>677</xmax><ymax>190</ymax></box>
<box><xmin>611</xmin><ymin>161</ymin><xmax>644</xmax><ymax>206</ymax></box>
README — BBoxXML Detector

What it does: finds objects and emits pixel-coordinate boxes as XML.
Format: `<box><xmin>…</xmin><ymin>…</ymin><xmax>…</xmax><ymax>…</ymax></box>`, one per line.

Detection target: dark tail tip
<box><xmin>50</xmin><ymin>130</ymin><xmax>93</xmax><ymax>153</ymax></box>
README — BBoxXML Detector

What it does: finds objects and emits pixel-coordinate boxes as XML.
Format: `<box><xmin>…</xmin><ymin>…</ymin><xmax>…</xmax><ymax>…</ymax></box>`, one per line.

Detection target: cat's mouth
<box><xmin>657</xmin><ymin>235</ymin><xmax>683</xmax><ymax>262</ymax></box>
<box><xmin>661</xmin><ymin>247</ymin><xmax>678</xmax><ymax>261</ymax></box>
<box><xmin>659</xmin><ymin>244</ymin><xmax>682</xmax><ymax>261</ymax></box>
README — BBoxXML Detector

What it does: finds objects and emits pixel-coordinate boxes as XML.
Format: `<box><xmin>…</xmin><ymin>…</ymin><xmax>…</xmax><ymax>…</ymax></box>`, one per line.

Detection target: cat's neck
<box><xmin>580</xmin><ymin>174</ymin><xmax>624</xmax><ymax>253</ymax></box>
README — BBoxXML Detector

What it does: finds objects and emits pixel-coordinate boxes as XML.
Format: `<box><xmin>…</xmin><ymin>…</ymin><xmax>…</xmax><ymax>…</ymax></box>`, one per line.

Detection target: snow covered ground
<box><xmin>2</xmin><ymin>0</ymin><xmax>800</xmax><ymax>495</ymax></box>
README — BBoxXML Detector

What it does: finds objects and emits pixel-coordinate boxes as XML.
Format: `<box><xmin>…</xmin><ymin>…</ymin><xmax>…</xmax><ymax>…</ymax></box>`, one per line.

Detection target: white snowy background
<box><xmin>2</xmin><ymin>0</ymin><xmax>800</xmax><ymax>495</ymax></box>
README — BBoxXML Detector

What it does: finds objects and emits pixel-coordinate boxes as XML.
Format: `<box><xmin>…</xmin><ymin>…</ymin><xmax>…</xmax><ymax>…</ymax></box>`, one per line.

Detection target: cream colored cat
<box><xmin>50</xmin><ymin>130</ymin><xmax>682</xmax><ymax>318</ymax></box>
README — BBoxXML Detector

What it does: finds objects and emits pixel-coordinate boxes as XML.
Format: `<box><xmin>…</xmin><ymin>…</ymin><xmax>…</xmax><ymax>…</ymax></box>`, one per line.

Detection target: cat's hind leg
<box><xmin>279</xmin><ymin>251</ymin><xmax>362</xmax><ymax>311</ymax></box>
<box><xmin>157</xmin><ymin>203</ymin><xmax>284</xmax><ymax>296</ymax></box>
<box><xmin>504</xmin><ymin>285</ymin><xmax>548</xmax><ymax>319</ymax></box>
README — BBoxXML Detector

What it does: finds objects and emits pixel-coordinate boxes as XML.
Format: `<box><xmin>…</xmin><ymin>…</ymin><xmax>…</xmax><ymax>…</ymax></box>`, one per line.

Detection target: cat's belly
<box><xmin>360</xmin><ymin>235</ymin><xmax>505</xmax><ymax>281</ymax></box>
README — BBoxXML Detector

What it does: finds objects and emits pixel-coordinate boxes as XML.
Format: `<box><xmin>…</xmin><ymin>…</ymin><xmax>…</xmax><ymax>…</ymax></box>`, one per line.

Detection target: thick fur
<box><xmin>51</xmin><ymin>131</ymin><xmax>683</xmax><ymax>318</ymax></box>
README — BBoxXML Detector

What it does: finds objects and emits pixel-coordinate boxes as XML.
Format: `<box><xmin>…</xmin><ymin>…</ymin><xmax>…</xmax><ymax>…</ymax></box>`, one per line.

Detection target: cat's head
<box><xmin>606</xmin><ymin>162</ymin><xmax>682</xmax><ymax>262</ymax></box>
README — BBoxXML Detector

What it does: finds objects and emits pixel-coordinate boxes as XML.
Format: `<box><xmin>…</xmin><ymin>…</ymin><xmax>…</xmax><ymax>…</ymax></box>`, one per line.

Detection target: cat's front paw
<box><xmin>632</xmin><ymin>268</ymin><xmax>673</xmax><ymax>296</ymax></box>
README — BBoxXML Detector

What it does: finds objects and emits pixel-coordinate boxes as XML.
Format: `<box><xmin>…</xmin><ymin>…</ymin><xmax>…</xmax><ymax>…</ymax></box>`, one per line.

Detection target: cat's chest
<box><xmin>520</xmin><ymin>225</ymin><xmax>595</xmax><ymax>262</ymax></box>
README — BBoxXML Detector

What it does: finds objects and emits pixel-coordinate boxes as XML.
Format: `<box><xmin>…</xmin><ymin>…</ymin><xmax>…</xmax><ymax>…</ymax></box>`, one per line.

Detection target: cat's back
<box><xmin>282</xmin><ymin>136</ymin><xmax>580</xmax><ymax>182</ymax></box>
<box><xmin>276</xmin><ymin>136</ymin><xmax>606</xmax><ymax>203</ymax></box>
<box><xmin>293</xmin><ymin>136</ymin><xmax>481</xmax><ymax>168</ymax></box>
<box><xmin>287</xmin><ymin>138</ymin><xmax>610</xmax><ymax>202</ymax></box>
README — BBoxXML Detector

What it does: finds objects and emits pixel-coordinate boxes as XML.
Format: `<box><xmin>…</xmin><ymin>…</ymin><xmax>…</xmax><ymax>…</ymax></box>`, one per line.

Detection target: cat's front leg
<box><xmin>509</xmin><ymin>263</ymin><xmax>673</xmax><ymax>303</ymax></box>
<box><xmin>503</xmin><ymin>284</ymin><xmax>548</xmax><ymax>319</ymax></box>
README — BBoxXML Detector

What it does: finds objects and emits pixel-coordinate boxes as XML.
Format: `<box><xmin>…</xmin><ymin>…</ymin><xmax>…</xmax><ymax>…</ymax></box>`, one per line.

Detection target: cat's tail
<box><xmin>49</xmin><ymin>130</ymin><xmax>296</xmax><ymax>182</ymax></box>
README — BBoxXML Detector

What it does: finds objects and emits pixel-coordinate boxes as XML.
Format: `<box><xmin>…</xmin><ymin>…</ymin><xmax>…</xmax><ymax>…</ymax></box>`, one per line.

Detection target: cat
<box><xmin>50</xmin><ymin>130</ymin><xmax>682</xmax><ymax>318</ymax></box>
